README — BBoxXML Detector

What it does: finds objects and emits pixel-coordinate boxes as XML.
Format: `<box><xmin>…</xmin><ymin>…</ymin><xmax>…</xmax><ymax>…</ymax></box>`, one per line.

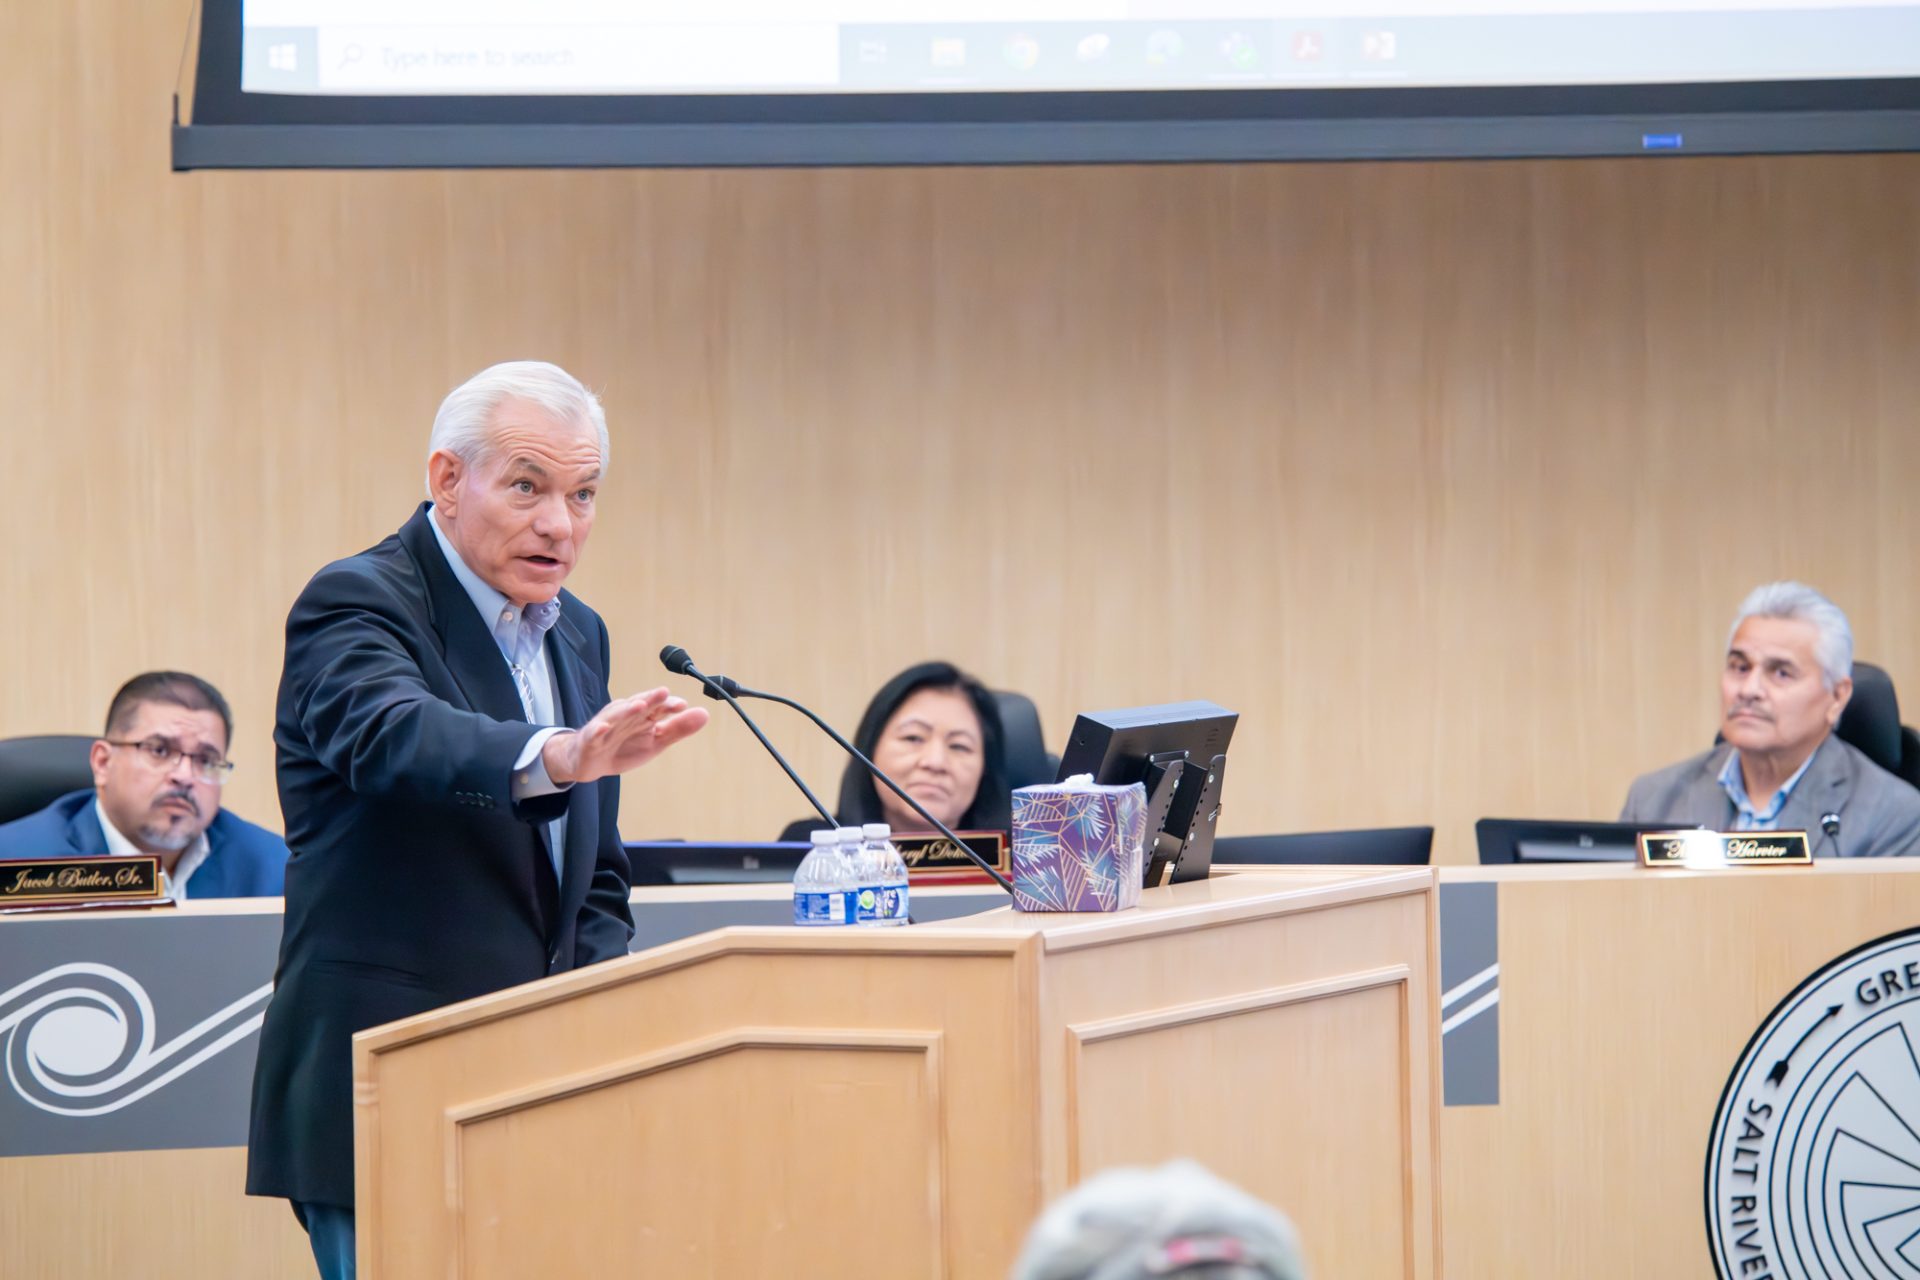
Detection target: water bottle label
<box><xmin>863</xmin><ymin>884</ymin><xmax>907</xmax><ymax>924</ymax></box>
<box><xmin>793</xmin><ymin>890</ymin><xmax>848</xmax><ymax>926</ymax></box>
<box><xmin>853</xmin><ymin>886</ymin><xmax>883</xmax><ymax>926</ymax></box>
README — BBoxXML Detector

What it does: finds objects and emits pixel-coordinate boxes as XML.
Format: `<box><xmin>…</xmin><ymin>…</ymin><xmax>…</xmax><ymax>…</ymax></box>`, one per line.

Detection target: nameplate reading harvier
<box><xmin>1638</xmin><ymin>830</ymin><xmax>1813</xmax><ymax>869</ymax></box>
<box><xmin>0</xmin><ymin>856</ymin><xmax>167</xmax><ymax>908</ymax></box>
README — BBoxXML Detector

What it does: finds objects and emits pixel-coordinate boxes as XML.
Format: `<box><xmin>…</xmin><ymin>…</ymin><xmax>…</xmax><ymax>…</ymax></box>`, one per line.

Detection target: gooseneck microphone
<box><xmin>658</xmin><ymin>645</ymin><xmax>835</xmax><ymax>830</ymax></box>
<box><xmin>660</xmin><ymin>646</ymin><xmax>1015</xmax><ymax>894</ymax></box>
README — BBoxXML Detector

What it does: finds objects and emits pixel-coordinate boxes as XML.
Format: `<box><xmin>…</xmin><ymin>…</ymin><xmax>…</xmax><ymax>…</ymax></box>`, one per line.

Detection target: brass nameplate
<box><xmin>1638</xmin><ymin>830</ymin><xmax>1813</xmax><ymax>869</ymax></box>
<box><xmin>0</xmin><ymin>856</ymin><xmax>166</xmax><ymax>907</ymax></box>
<box><xmin>897</xmin><ymin>831</ymin><xmax>1008</xmax><ymax>884</ymax></box>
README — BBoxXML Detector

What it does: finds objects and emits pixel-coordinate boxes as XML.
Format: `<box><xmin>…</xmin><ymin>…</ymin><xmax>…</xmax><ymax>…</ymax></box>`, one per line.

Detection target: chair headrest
<box><xmin>0</xmin><ymin>735</ymin><xmax>98</xmax><ymax>826</ymax></box>
<box><xmin>993</xmin><ymin>690</ymin><xmax>1053</xmax><ymax>790</ymax></box>
<box><xmin>1838</xmin><ymin>662</ymin><xmax>1902</xmax><ymax>776</ymax></box>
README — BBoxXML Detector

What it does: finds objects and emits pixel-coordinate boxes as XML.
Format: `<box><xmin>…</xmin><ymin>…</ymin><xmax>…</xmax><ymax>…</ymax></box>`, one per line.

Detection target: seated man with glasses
<box><xmin>0</xmin><ymin>670</ymin><xmax>288</xmax><ymax>898</ymax></box>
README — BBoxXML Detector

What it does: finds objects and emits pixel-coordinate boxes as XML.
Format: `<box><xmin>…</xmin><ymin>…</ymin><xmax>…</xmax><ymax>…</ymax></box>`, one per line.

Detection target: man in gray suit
<box><xmin>1621</xmin><ymin>581</ymin><xmax>1920</xmax><ymax>857</ymax></box>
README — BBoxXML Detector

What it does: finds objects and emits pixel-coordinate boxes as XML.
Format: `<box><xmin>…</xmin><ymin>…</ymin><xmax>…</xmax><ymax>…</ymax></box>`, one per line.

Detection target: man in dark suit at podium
<box><xmin>245</xmin><ymin>362</ymin><xmax>708</xmax><ymax>1279</ymax></box>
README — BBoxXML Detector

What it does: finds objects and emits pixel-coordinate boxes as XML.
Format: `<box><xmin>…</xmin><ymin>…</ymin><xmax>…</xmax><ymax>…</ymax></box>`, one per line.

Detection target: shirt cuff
<box><xmin>512</xmin><ymin>728</ymin><xmax>573</xmax><ymax>799</ymax></box>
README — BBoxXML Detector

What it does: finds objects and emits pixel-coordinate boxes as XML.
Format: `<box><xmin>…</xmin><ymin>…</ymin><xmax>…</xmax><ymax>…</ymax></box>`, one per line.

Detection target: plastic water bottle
<box><xmin>793</xmin><ymin>828</ymin><xmax>851</xmax><ymax>926</ymax></box>
<box><xmin>835</xmin><ymin>827</ymin><xmax>875</xmax><ymax>925</ymax></box>
<box><xmin>861</xmin><ymin>822</ymin><xmax>910</xmax><ymax>927</ymax></box>
<box><xmin>846</xmin><ymin>825</ymin><xmax>882</xmax><ymax>927</ymax></box>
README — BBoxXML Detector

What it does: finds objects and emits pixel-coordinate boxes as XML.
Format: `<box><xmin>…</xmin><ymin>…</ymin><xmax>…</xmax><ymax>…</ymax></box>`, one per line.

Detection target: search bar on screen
<box><xmin>314</xmin><ymin>25</ymin><xmax>840</xmax><ymax>93</ymax></box>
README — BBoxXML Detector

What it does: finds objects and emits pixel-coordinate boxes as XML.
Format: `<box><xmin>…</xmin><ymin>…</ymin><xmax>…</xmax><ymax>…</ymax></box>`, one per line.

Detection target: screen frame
<box><xmin>175</xmin><ymin>0</ymin><xmax>1920</xmax><ymax>169</ymax></box>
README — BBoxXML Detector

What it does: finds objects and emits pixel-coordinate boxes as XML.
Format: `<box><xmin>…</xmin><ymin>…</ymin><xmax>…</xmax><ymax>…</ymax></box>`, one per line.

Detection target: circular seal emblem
<box><xmin>1707</xmin><ymin>928</ymin><xmax>1920</xmax><ymax>1278</ymax></box>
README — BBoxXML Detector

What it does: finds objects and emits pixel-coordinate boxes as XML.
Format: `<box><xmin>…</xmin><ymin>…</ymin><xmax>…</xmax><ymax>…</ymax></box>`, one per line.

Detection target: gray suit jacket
<box><xmin>1619</xmin><ymin>735</ymin><xmax>1920</xmax><ymax>857</ymax></box>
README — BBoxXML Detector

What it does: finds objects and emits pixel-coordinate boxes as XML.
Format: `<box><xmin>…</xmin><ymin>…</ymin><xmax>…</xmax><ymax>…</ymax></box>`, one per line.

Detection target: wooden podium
<box><xmin>353</xmin><ymin>869</ymin><xmax>1443</xmax><ymax>1279</ymax></box>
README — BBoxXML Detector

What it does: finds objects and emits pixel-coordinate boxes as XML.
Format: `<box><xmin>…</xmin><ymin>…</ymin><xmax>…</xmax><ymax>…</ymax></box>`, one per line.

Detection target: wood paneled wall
<box><xmin>5</xmin><ymin>2</ymin><xmax>1918</xmax><ymax>861</ymax></box>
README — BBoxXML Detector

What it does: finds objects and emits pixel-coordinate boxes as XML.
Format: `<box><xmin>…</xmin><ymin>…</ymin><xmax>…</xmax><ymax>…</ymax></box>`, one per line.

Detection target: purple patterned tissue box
<box><xmin>1011</xmin><ymin>777</ymin><xmax>1148</xmax><ymax>913</ymax></box>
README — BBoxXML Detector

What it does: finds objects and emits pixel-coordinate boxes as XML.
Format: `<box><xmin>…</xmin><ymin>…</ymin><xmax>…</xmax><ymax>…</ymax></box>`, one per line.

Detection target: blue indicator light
<box><xmin>1641</xmin><ymin>133</ymin><xmax>1685</xmax><ymax>150</ymax></box>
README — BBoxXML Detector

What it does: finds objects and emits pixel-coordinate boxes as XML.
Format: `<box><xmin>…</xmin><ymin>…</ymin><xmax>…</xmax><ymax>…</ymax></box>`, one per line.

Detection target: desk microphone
<box><xmin>657</xmin><ymin>645</ymin><xmax>835</xmax><ymax>830</ymax></box>
<box><xmin>1820</xmin><ymin>812</ymin><xmax>1841</xmax><ymax>850</ymax></box>
<box><xmin>660</xmin><ymin>646</ymin><xmax>1014</xmax><ymax>894</ymax></box>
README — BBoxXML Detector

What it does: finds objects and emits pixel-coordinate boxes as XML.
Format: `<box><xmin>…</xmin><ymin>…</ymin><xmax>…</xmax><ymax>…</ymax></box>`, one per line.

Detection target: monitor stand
<box><xmin>1140</xmin><ymin>751</ymin><xmax>1229</xmax><ymax>886</ymax></box>
<box><xmin>1140</xmin><ymin>752</ymin><xmax>1188</xmax><ymax>887</ymax></box>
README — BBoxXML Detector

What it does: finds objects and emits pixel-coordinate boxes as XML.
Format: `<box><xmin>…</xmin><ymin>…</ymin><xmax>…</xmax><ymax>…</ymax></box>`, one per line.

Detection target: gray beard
<box><xmin>136</xmin><ymin>823</ymin><xmax>197</xmax><ymax>853</ymax></box>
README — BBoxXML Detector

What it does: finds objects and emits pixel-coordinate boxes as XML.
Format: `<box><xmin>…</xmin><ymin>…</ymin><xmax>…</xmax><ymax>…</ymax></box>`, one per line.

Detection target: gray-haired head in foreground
<box><xmin>424</xmin><ymin>361</ymin><xmax>609</xmax><ymax>493</ymax></box>
<box><xmin>1728</xmin><ymin>581</ymin><xmax>1854</xmax><ymax>690</ymax></box>
<box><xmin>1009</xmin><ymin>1161</ymin><xmax>1307</xmax><ymax>1280</ymax></box>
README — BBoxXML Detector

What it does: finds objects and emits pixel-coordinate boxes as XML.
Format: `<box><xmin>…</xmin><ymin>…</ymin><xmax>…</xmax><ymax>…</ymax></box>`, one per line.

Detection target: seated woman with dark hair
<box><xmin>779</xmin><ymin>661</ymin><xmax>1011</xmax><ymax>840</ymax></box>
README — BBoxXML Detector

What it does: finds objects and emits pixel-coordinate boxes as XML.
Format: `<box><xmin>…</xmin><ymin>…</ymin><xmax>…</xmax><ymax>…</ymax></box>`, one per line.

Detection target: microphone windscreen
<box><xmin>659</xmin><ymin>644</ymin><xmax>696</xmax><ymax>676</ymax></box>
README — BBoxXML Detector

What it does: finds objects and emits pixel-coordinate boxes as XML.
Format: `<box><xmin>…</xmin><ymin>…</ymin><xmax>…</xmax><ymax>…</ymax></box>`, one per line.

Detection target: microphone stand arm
<box><xmin>696</xmin><ymin>678</ymin><xmax>837</xmax><ymax>830</ymax></box>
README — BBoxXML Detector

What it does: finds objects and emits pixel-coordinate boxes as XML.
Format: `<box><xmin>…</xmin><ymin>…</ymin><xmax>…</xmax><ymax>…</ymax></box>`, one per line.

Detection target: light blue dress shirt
<box><xmin>428</xmin><ymin>508</ymin><xmax>569</xmax><ymax>876</ymax></box>
<box><xmin>1717</xmin><ymin>747</ymin><xmax>1818</xmax><ymax>831</ymax></box>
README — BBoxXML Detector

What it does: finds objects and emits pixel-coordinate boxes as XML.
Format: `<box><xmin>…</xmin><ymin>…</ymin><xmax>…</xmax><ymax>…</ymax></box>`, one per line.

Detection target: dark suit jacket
<box><xmin>1619</xmin><ymin>735</ymin><xmax>1920</xmax><ymax>857</ymax></box>
<box><xmin>0</xmin><ymin>788</ymin><xmax>287</xmax><ymax>896</ymax></box>
<box><xmin>246</xmin><ymin>503</ymin><xmax>632</xmax><ymax>1208</ymax></box>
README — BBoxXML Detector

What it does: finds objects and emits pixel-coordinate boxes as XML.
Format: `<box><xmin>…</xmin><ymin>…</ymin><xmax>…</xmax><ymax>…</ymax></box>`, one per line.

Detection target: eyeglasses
<box><xmin>105</xmin><ymin>737</ymin><xmax>236</xmax><ymax>785</ymax></box>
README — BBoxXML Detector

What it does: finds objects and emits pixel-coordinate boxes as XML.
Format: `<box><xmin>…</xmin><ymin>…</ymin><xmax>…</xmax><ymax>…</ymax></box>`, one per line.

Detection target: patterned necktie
<box><xmin>509</xmin><ymin>663</ymin><xmax>539</xmax><ymax>721</ymax></box>
<box><xmin>499</xmin><ymin>599</ymin><xmax>562</xmax><ymax>721</ymax></box>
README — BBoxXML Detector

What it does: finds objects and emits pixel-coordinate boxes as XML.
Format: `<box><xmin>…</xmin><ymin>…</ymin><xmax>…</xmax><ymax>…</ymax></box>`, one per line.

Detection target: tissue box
<box><xmin>1011</xmin><ymin>778</ymin><xmax>1148</xmax><ymax>912</ymax></box>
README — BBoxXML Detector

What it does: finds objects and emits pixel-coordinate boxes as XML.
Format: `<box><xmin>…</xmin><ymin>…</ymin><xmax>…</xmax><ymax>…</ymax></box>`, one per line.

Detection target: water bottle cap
<box><xmin>862</xmin><ymin>823</ymin><xmax>891</xmax><ymax>839</ymax></box>
<box><xmin>808</xmin><ymin>829</ymin><xmax>836</xmax><ymax>846</ymax></box>
<box><xmin>835</xmin><ymin>827</ymin><xmax>864</xmax><ymax>843</ymax></box>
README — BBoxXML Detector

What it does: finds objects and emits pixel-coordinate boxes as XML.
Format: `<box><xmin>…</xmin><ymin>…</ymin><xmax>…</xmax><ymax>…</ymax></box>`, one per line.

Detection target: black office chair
<box><xmin>1213</xmin><ymin>826</ymin><xmax>1434</xmax><ymax>866</ymax></box>
<box><xmin>1836</xmin><ymin>662</ymin><xmax>1900</xmax><ymax>772</ymax></box>
<box><xmin>0</xmin><ymin>735</ymin><xmax>97</xmax><ymax>825</ymax></box>
<box><xmin>1836</xmin><ymin>662</ymin><xmax>1920</xmax><ymax>787</ymax></box>
<box><xmin>1900</xmin><ymin>727</ymin><xmax>1920</xmax><ymax>791</ymax></box>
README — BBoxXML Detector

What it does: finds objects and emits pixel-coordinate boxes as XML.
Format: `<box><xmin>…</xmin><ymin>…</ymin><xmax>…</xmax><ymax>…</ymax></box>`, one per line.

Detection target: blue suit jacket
<box><xmin>0</xmin><ymin>788</ymin><xmax>287</xmax><ymax>896</ymax></box>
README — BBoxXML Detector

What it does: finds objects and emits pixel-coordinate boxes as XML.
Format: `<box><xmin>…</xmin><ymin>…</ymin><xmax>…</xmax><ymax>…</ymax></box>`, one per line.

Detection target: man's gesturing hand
<box><xmin>541</xmin><ymin>687</ymin><xmax>710</xmax><ymax>786</ymax></box>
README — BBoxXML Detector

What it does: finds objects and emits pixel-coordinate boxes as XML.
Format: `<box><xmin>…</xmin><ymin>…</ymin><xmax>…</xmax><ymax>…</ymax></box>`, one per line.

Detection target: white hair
<box><xmin>1727</xmin><ymin>581</ymin><xmax>1854</xmax><ymax>690</ymax></box>
<box><xmin>1010</xmin><ymin>1161</ymin><xmax>1308</xmax><ymax>1280</ymax></box>
<box><xmin>424</xmin><ymin>361</ymin><xmax>608</xmax><ymax>493</ymax></box>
